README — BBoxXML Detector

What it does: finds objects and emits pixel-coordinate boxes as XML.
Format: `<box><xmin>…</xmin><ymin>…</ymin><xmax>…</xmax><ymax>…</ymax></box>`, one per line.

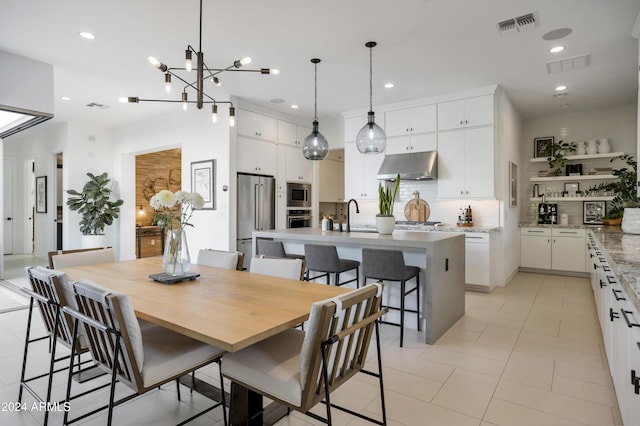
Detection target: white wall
<box><xmin>111</xmin><ymin>104</ymin><xmax>234</xmax><ymax>261</ymax></box>
<box><xmin>520</xmin><ymin>104</ymin><xmax>637</xmax><ymax>224</ymax></box>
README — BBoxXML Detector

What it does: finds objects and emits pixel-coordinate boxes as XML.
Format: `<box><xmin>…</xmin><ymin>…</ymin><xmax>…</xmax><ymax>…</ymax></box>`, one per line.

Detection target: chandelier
<box><xmin>123</xmin><ymin>0</ymin><xmax>277</xmax><ymax>126</ymax></box>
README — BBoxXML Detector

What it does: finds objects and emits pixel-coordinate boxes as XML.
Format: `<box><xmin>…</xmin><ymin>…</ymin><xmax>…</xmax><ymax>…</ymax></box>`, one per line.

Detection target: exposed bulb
<box><xmin>240</xmin><ymin>57</ymin><xmax>252</xmax><ymax>65</ymax></box>
<box><xmin>148</xmin><ymin>56</ymin><xmax>161</xmax><ymax>67</ymax></box>
<box><xmin>211</xmin><ymin>76</ymin><xmax>221</xmax><ymax>86</ymax></box>
<box><xmin>211</xmin><ymin>105</ymin><xmax>218</xmax><ymax>123</ymax></box>
<box><xmin>164</xmin><ymin>73</ymin><xmax>171</xmax><ymax>93</ymax></box>
<box><xmin>182</xmin><ymin>92</ymin><xmax>188</xmax><ymax>111</ymax></box>
<box><xmin>185</xmin><ymin>49</ymin><xmax>192</xmax><ymax>72</ymax></box>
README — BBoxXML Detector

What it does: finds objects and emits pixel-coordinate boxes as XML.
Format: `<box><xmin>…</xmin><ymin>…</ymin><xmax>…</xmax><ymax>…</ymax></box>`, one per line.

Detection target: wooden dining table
<box><xmin>59</xmin><ymin>256</ymin><xmax>349</xmax><ymax>424</ymax></box>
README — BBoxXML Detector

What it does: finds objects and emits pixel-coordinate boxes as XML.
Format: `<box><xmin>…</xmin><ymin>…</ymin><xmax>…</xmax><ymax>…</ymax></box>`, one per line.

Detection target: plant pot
<box><xmin>375</xmin><ymin>215</ymin><xmax>395</xmax><ymax>235</ymax></box>
<box><xmin>162</xmin><ymin>228</ymin><xmax>191</xmax><ymax>275</ymax></box>
<box><xmin>602</xmin><ymin>217</ymin><xmax>622</xmax><ymax>226</ymax></box>
<box><xmin>621</xmin><ymin>208</ymin><xmax>640</xmax><ymax>234</ymax></box>
<box><xmin>81</xmin><ymin>234</ymin><xmax>109</xmax><ymax>249</ymax></box>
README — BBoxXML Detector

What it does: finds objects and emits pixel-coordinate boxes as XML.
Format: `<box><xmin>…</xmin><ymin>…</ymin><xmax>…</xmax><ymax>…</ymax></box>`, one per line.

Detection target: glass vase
<box><xmin>162</xmin><ymin>228</ymin><xmax>191</xmax><ymax>275</ymax></box>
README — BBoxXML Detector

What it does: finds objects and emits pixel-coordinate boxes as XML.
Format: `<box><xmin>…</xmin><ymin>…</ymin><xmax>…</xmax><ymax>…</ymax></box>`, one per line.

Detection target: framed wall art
<box><xmin>35</xmin><ymin>176</ymin><xmax>47</xmax><ymax>213</ymax></box>
<box><xmin>534</xmin><ymin>136</ymin><xmax>554</xmax><ymax>158</ymax></box>
<box><xmin>191</xmin><ymin>159</ymin><xmax>216</xmax><ymax>210</ymax></box>
<box><xmin>584</xmin><ymin>201</ymin><xmax>605</xmax><ymax>225</ymax></box>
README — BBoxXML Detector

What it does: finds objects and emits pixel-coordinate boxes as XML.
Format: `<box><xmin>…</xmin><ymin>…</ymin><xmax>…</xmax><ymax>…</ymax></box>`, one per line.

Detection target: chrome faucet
<box><xmin>346</xmin><ymin>199</ymin><xmax>360</xmax><ymax>232</ymax></box>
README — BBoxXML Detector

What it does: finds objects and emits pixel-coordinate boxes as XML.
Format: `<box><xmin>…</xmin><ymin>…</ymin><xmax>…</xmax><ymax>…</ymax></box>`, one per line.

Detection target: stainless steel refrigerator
<box><xmin>236</xmin><ymin>173</ymin><xmax>275</xmax><ymax>270</ymax></box>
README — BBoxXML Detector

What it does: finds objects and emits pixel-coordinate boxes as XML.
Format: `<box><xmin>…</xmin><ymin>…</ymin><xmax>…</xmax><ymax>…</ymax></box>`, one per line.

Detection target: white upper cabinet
<box><xmin>237</xmin><ymin>109</ymin><xmax>277</xmax><ymax>142</ymax></box>
<box><xmin>277</xmin><ymin>120</ymin><xmax>311</xmax><ymax>147</ymax></box>
<box><xmin>385</xmin><ymin>105</ymin><xmax>437</xmax><ymax>137</ymax></box>
<box><xmin>237</xmin><ymin>136</ymin><xmax>277</xmax><ymax>176</ymax></box>
<box><xmin>285</xmin><ymin>144</ymin><xmax>313</xmax><ymax>183</ymax></box>
<box><xmin>344</xmin><ymin>142</ymin><xmax>384</xmax><ymax>200</ymax></box>
<box><xmin>385</xmin><ymin>133</ymin><xmax>437</xmax><ymax>155</ymax></box>
<box><xmin>437</xmin><ymin>95</ymin><xmax>494</xmax><ymax>131</ymax></box>
<box><xmin>437</xmin><ymin>126</ymin><xmax>494</xmax><ymax>198</ymax></box>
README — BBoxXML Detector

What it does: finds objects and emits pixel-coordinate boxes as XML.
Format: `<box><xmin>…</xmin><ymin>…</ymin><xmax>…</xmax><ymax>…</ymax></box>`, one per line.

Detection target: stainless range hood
<box><xmin>377</xmin><ymin>151</ymin><xmax>437</xmax><ymax>181</ymax></box>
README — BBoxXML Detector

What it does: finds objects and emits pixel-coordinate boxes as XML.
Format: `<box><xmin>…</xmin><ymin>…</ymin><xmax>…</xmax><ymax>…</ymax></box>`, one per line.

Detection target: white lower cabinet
<box><xmin>520</xmin><ymin>228</ymin><xmax>586</xmax><ymax>273</ymax></box>
<box><xmin>465</xmin><ymin>233</ymin><xmax>492</xmax><ymax>289</ymax></box>
<box><xmin>588</xmin><ymin>232</ymin><xmax>640</xmax><ymax>425</ymax></box>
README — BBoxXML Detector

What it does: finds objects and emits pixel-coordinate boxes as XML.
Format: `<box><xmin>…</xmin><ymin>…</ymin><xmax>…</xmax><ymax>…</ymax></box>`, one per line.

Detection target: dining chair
<box><xmin>62</xmin><ymin>279</ymin><xmax>227</xmax><ymax>426</ymax></box>
<box><xmin>50</xmin><ymin>247</ymin><xmax>116</xmax><ymax>269</ymax></box>
<box><xmin>221</xmin><ymin>283</ymin><xmax>387</xmax><ymax>425</ymax></box>
<box><xmin>304</xmin><ymin>244</ymin><xmax>360</xmax><ymax>287</ymax></box>
<box><xmin>197</xmin><ymin>248</ymin><xmax>244</xmax><ymax>270</ymax></box>
<box><xmin>249</xmin><ymin>256</ymin><xmax>306</xmax><ymax>280</ymax></box>
<box><xmin>19</xmin><ymin>266</ymin><xmax>107</xmax><ymax>426</ymax></box>
<box><xmin>362</xmin><ymin>248</ymin><xmax>420</xmax><ymax>347</ymax></box>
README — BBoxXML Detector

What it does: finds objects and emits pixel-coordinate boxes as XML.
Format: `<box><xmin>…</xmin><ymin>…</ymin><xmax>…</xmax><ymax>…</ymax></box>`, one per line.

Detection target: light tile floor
<box><xmin>0</xmin><ymin>271</ymin><xmax>621</xmax><ymax>425</ymax></box>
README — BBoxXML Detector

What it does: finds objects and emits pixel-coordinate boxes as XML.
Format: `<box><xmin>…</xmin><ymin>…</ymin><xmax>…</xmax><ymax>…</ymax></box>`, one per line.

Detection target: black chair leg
<box><xmin>400</xmin><ymin>281</ymin><xmax>406</xmax><ymax>347</ymax></box>
<box><xmin>326</xmin><ymin>272</ymin><xmax>331</xmax><ymax>285</ymax></box>
<box><xmin>416</xmin><ymin>274</ymin><xmax>421</xmax><ymax>331</ymax></box>
<box><xmin>176</xmin><ymin>378</ymin><xmax>181</xmax><ymax>401</ymax></box>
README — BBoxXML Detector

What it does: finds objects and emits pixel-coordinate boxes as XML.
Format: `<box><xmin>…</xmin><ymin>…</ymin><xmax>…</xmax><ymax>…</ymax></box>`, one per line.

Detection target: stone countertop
<box><xmin>253</xmin><ymin>228</ymin><xmax>464</xmax><ymax>249</ymax></box>
<box><xmin>347</xmin><ymin>224</ymin><xmax>501</xmax><ymax>233</ymax></box>
<box><xmin>590</xmin><ymin>227</ymin><xmax>640</xmax><ymax>313</ymax></box>
<box><xmin>519</xmin><ymin>223</ymin><xmax>602</xmax><ymax>230</ymax></box>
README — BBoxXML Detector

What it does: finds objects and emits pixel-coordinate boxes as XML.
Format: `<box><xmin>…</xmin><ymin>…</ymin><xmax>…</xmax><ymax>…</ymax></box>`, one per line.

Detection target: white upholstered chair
<box><xmin>197</xmin><ymin>249</ymin><xmax>244</xmax><ymax>270</ymax></box>
<box><xmin>50</xmin><ymin>247</ymin><xmax>116</xmax><ymax>269</ymax></box>
<box><xmin>221</xmin><ymin>283</ymin><xmax>387</xmax><ymax>425</ymax></box>
<box><xmin>249</xmin><ymin>256</ymin><xmax>306</xmax><ymax>280</ymax></box>
<box><xmin>62</xmin><ymin>279</ymin><xmax>227</xmax><ymax>426</ymax></box>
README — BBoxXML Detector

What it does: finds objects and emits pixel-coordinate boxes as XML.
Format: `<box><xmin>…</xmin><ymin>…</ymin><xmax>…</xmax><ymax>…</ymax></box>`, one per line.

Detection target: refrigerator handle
<box><xmin>259</xmin><ymin>183</ymin><xmax>264</xmax><ymax>230</ymax></box>
<box><xmin>254</xmin><ymin>184</ymin><xmax>260</xmax><ymax>230</ymax></box>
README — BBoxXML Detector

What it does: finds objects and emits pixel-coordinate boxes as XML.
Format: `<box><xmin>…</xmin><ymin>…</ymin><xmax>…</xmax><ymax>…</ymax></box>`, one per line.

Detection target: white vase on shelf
<box><xmin>597</xmin><ymin>138</ymin><xmax>611</xmax><ymax>153</ymax></box>
<box><xmin>585</xmin><ymin>140</ymin><xmax>598</xmax><ymax>155</ymax></box>
<box><xmin>575</xmin><ymin>141</ymin><xmax>587</xmax><ymax>155</ymax></box>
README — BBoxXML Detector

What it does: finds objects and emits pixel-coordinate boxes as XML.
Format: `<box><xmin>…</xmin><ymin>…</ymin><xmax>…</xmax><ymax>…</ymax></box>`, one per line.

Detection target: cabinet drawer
<box><xmin>520</xmin><ymin>227</ymin><xmax>551</xmax><ymax>236</ymax></box>
<box><xmin>464</xmin><ymin>233</ymin><xmax>489</xmax><ymax>243</ymax></box>
<box><xmin>552</xmin><ymin>228</ymin><xmax>586</xmax><ymax>238</ymax></box>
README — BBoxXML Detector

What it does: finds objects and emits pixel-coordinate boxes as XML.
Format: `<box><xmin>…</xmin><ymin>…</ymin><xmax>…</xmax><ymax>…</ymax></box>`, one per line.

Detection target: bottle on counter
<box><xmin>321</xmin><ymin>214</ymin><xmax>328</xmax><ymax>231</ymax></box>
<box><xmin>327</xmin><ymin>216</ymin><xmax>334</xmax><ymax>231</ymax></box>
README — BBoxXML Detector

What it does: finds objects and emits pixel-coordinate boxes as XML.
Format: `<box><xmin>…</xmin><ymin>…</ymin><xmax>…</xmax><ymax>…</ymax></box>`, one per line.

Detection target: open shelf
<box><xmin>530</xmin><ymin>152</ymin><xmax>624</xmax><ymax>163</ymax></box>
<box><xmin>530</xmin><ymin>174</ymin><xmax>615</xmax><ymax>182</ymax></box>
<box><xmin>529</xmin><ymin>196</ymin><xmax>615</xmax><ymax>203</ymax></box>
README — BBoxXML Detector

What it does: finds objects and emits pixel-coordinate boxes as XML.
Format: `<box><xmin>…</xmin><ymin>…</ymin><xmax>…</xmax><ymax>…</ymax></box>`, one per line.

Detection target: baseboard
<box><xmin>518</xmin><ymin>267</ymin><xmax>589</xmax><ymax>278</ymax></box>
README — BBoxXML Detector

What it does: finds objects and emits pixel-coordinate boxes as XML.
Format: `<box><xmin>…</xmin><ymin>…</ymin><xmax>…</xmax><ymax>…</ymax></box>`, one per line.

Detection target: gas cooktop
<box><xmin>396</xmin><ymin>221</ymin><xmax>442</xmax><ymax>226</ymax></box>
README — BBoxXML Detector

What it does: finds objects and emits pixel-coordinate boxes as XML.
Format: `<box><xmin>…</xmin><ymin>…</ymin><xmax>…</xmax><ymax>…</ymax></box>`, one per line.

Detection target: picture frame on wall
<box><xmin>190</xmin><ymin>159</ymin><xmax>216</xmax><ymax>210</ymax></box>
<box><xmin>35</xmin><ymin>176</ymin><xmax>47</xmax><ymax>213</ymax></box>
<box><xmin>584</xmin><ymin>201</ymin><xmax>606</xmax><ymax>225</ymax></box>
<box><xmin>534</xmin><ymin>136</ymin><xmax>554</xmax><ymax>158</ymax></box>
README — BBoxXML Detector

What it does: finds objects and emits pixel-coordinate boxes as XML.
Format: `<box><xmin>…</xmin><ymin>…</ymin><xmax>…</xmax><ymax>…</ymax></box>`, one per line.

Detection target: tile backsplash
<box><xmin>347</xmin><ymin>180</ymin><xmax>501</xmax><ymax>227</ymax></box>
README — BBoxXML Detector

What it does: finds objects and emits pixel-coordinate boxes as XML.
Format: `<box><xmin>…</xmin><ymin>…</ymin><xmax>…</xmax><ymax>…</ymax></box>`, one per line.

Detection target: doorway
<box><xmin>3</xmin><ymin>158</ymin><xmax>14</xmax><ymax>255</ymax></box>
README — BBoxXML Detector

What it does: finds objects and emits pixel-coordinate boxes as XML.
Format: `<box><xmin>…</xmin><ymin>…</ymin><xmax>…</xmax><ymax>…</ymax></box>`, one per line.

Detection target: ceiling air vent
<box><xmin>497</xmin><ymin>11</ymin><xmax>539</xmax><ymax>34</ymax></box>
<box><xmin>85</xmin><ymin>102</ymin><xmax>110</xmax><ymax>110</ymax></box>
<box><xmin>546</xmin><ymin>54</ymin><xmax>591</xmax><ymax>74</ymax></box>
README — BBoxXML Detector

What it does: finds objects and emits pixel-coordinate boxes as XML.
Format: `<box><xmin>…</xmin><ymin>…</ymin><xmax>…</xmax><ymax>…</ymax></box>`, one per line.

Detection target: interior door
<box><xmin>3</xmin><ymin>158</ymin><xmax>14</xmax><ymax>254</ymax></box>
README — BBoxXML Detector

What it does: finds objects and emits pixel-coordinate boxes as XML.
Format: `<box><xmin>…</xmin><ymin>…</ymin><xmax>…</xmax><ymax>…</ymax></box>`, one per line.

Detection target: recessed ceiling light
<box><xmin>290</xmin><ymin>104</ymin><xmax>299</xmax><ymax>109</ymax></box>
<box><xmin>61</xmin><ymin>96</ymin><xmax>71</xmax><ymax>101</ymax></box>
<box><xmin>270</xmin><ymin>98</ymin><xmax>285</xmax><ymax>104</ymax></box>
<box><xmin>549</xmin><ymin>45</ymin><xmax>565</xmax><ymax>53</ymax></box>
<box><xmin>555</xmin><ymin>85</ymin><xmax>567</xmax><ymax>91</ymax></box>
<box><xmin>79</xmin><ymin>31</ymin><xmax>95</xmax><ymax>40</ymax></box>
<box><xmin>384</xmin><ymin>83</ymin><xmax>394</xmax><ymax>89</ymax></box>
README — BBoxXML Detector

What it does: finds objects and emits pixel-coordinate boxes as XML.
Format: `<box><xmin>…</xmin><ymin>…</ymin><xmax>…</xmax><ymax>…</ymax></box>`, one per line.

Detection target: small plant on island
<box><xmin>377</xmin><ymin>174</ymin><xmax>400</xmax><ymax>217</ymax></box>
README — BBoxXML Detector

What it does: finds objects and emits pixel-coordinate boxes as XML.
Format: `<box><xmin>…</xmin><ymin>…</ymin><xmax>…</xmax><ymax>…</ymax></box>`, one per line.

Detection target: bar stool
<box><xmin>362</xmin><ymin>248</ymin><xmax>420</xmax><ymax>347</ymax></box>
<box><xmin>304</xmin><ymin>244</ymin><xmax>359</xmax><ymax>287</ymax></box>
<box><xmin>256</xmin><ymin>239</ymin><xmax>304</xmax><ymax>260</ymax></box>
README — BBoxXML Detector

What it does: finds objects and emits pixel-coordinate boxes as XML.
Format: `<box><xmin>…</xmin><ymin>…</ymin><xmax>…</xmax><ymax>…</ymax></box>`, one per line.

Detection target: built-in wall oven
<box><xmin>287</xmin><ymin>209</ymin><xmax>312</xmax><ymax>228</ymax></box>
<box><xmin>287</xmin><ymin>182</ymin><xmax>311</xmax><ymax>208</ymax></box>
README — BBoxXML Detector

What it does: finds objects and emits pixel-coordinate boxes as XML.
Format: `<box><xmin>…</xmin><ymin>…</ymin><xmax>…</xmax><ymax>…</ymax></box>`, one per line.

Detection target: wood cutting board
<box><xmin>404</xmin><ymin>192</ymin><xmax>430</xmax><ymax>222</ymax></box>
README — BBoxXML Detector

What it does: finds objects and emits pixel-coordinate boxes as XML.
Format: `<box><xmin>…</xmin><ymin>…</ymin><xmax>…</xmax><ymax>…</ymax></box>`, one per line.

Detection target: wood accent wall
<box><xmin>136</xmin><ymin>148</ymin><xmax>182</xmax><ymax>226</ymax></box>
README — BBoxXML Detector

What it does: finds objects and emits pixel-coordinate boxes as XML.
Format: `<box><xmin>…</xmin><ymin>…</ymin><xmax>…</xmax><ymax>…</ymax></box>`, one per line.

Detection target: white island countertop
<box><xmin>253</xmin><ymin>227</ymin><xmax>465</xmax><ymax>344</ymax></box>
<box><xmin>253</xmin><ymin>227</ymin><xmax>463</xmax><ymax>248</ymax></box>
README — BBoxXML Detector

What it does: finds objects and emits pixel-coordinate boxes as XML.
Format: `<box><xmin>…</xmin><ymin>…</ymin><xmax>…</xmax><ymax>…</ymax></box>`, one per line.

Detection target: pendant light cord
<box><xmin>314</xmin><ymin>61</ymin><xmax>318</xmax><ymax>121</ymax></box>
<box><xmin>368</xmin><ymin>45</ymin><xmax>373</xmax><ymax>112</ymax></box>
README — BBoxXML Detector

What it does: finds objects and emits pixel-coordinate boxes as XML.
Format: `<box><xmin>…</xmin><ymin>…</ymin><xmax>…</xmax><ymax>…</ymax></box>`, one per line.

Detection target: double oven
<box><xmin>286</xmin><ymin>183</ymin><xmax>312</xmax><ymax>228</ymax></box>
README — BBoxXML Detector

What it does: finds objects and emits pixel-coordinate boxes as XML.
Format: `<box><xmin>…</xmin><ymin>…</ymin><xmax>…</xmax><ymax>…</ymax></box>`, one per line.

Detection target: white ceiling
<box><xmin>1</xmin><ymin>0</ymin><xmax>639</xmax><ymax>130</ymax></box>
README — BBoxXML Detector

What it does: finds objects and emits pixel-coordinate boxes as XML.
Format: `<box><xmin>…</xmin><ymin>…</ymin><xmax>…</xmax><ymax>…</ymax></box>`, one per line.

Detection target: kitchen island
<box><xmin>252</xmin><ymin>228</ymin><xmax>465</xmax><ymax>344</ymax></box>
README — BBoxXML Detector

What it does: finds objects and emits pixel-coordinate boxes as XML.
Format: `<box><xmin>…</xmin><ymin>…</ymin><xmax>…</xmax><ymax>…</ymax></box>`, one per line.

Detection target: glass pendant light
<box><xmin>356</xmin><ymin>41</ymin><xmax>386</xmax><ymax>154</ymax></box>
<box><xmin>302</xmin><ymin>58</ymin><xmax>329</xmax><ymax>160</ymax></box>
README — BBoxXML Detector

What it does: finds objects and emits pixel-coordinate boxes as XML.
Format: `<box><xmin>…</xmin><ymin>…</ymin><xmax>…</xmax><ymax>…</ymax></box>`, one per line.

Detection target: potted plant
<box><xmin>376</xmin><ymin>174</ymin><xmax>400</xmax><ymax>235</ymax></box>
<box><xmin>588</xmin><ymin>154</ymin><xmax>638</xmax><ymax>226</ymax></box>
<box><xmin>544</xmin><ymin>140</ymin><xmax>576</xmax><ymax>176</ymax></box>
<box><xmin>66</xmin><ymin>172</ymin><xmax>124</xmax><ymax>248</ymax></box>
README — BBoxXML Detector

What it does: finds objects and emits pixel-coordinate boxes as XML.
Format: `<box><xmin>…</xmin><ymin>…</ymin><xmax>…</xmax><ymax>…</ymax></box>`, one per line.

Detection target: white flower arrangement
<box><xmin>150</xmin><ymin>190</ymin><xmax>204</xmax><ymax>231</ymax></box>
